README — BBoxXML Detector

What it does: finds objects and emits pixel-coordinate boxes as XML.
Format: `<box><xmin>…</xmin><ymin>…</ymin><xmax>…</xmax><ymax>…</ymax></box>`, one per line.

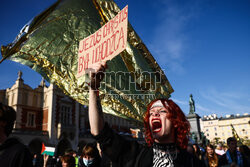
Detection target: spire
<box><xmin>17</xmin><ymin>70</ymin><xmax>23</xmax><ymax>81</ymax></box>
<box><xmin>15</xmin><ymin>70</ymin><xmax>24</xmax><ymax>86</ymax></box>
<box><xmin>17</xmin><ymin>70</ymin><xmax>23</xmax><ymax>80</ymax></box>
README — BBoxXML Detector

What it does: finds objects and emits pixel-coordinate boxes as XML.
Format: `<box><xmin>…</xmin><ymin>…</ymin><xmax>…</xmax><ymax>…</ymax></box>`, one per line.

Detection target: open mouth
<box><xmin>151</xmin><ymin>119</ymin><xmax>162</xmax><ymax>133</ymax></box>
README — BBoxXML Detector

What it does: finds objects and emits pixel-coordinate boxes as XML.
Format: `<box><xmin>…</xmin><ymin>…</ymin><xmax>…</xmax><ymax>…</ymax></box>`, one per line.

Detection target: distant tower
<box><xmin>187</xmin><ymin>94</ymin><xmax>201</xmax><ymax>143</ymax></box>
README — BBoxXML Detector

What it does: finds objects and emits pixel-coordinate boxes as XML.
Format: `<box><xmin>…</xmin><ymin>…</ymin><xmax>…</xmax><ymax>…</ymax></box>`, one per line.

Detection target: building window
<box><xmin>27</xmin><ymin>112</ymin><xmax>36</xmax><ymax>127</ymax></box>
<box><xmin>215</xmin><ymin>133</ymin><xmax>217</xmax><ymax>136</ymax></box>
<box><xmin>206</xmin><ymin>129</ymin><xmax>208</xmax><ymax>131</ymax></box>
<box><xmin>60</xmin><ymin>105</ymin><xmax>72</xmax><ymax>125</ymax></box>
<box><xmin>207</xmin><ymin>134</ymin><xmax>209</xmax><ymax>136</ymax></box>
<box><xmin>222</xmin><ymin>132</ymin><xmax>224</xmax><ymax>136</ymax></box>
<box><xmin>214</xmin><ymin>127</ymin><xmax>217</xmax><ymax>131</ymax></box>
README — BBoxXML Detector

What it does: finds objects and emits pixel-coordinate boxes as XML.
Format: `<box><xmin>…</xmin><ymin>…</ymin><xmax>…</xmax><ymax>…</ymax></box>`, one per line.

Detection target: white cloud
<box><xmin>200</xmin><ymin>88</ymin><xmax>250</xmax><ymax>115</ymax></box>
<box><xmin>195</xmin><ymin>104</ymin><xmax>222</xmax><ymax>116</ymax></box>
<box><xmin>149</xmin><ymin>0</ymin><xmax>201</xmax><ymax>74</ymax></box>
<box><xmin>171</xmin><ymin>98</ymin><xmax>188</xmax><ymax>105</ymax></box>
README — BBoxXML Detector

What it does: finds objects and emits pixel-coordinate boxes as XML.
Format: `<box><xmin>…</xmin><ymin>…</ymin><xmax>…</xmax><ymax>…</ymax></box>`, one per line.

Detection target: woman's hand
<box><xmin>43</xmin><ymin>154</ymin><xmax>49</xmax><ymax>167</ymax></box>
<box><xmin>88</xmin><ymin>61</ymin><xmax>107</xmax><ymax>90</ymax></box>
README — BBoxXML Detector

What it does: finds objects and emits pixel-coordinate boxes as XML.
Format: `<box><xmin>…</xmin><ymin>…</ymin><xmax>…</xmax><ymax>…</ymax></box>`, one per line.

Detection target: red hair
<box><xmin>143</xmin><ymin>98</ymin><xmax>190</xmax><ymax>149</ymax></box>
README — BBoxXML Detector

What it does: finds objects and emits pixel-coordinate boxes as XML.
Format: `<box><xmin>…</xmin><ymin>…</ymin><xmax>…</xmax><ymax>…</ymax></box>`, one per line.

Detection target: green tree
<box><xmin>212</xmin><ymin>137</ymin><xmax>221</xmax><ymax>145</ymax></box>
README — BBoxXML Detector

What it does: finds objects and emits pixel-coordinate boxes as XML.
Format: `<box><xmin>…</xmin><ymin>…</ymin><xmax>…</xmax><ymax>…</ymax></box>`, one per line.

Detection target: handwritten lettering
<box><xmin>77</xmin><ymin>5</ymin><xmax>128</xmax><ymax>77</ymax></box>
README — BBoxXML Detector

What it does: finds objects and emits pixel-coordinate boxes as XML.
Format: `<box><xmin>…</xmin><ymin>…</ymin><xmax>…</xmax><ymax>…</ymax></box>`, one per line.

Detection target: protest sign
<box><xmin>77</xmin><ymin>5</ymin><xmax>128</xmax><ymax>77</ymax></box>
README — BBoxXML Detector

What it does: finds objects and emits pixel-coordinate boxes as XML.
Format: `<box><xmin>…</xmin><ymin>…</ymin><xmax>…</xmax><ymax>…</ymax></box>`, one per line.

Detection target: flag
<box><xmin>0</xmin><ymin>0</ymin><xmax>173</xmax><ymax>125</ymax></box>
<box><xmin>41</xmin><ymin>145</ymin><xmax>55</xmax><ymax>156</ymax></box>
<box><xmin>41</xmin><ymin>142</ymin><xmax>46</xmax><ymax>154</ymax></box>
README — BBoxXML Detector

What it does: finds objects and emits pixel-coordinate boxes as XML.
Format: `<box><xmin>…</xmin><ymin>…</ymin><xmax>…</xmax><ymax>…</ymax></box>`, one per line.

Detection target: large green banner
<box><xmin>0</xmin><ymin>0</ymin><xmax>173</xmax><ymax>125</ymax></box>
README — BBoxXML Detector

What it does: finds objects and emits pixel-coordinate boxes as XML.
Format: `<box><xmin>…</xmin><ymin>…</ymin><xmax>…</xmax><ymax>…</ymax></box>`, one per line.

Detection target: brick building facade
<box><xmin>0</xmin><ymin>71</ymin><xmax>138</xmax><ymax>155</ymax></box>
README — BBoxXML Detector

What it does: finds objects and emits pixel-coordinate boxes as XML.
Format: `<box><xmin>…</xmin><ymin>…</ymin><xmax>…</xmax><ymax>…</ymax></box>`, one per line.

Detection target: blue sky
<box><xmin>1</xmin><ymin>0</ymin><xmax>250</xmax><ymax>117</ymax></box>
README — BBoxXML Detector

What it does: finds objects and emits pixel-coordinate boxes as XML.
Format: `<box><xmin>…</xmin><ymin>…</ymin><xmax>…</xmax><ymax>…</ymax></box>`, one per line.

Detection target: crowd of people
<box><xmin>29</xmin><ymin>140</ymin><xmax>250</xmax><ymax>167</ymax></box>
<box><xmin>0</xmin><ymin>61</ymin><xmax>249</xmax><ymax>167</ymax></box>
<box><xmin>187</xmin><ymin>139</ymin><xmax>250</xmax><ymax>167</ymax></box>
<box><xmin>37</xmin><ymin>143</ymin><xmax>111</xmax><ymax>167</ymax></box>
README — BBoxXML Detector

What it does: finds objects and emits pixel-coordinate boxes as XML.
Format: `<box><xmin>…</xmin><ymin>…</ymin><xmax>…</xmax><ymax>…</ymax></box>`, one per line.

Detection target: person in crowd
<box><xmin>64</xmin><ymin>149</ymin><xmax>79</xmax><ymax>167</ymax></box>
<box><xmin>218</xmin><ymin>137</ymin><xmax>247</xmax><ymax>167</ymax></box>
<box><xmin>203</xmin><ymin>144</ymin><xmax>220</xmax><ymax>167</ymax></box>
<box><xmin>51</xmin><ymin>156</ymin><xmax>58</xmax><ymax>167</ymax></box>
<box><xmin>88</xmin><ymin>61</ymin><xmax>204</xmax><ymax>167</ymax></box>
<box><xmin>33</xmin><ymin>154</ymin><xmax>38</xmax><ymax>166</ymax></box>
<box><xmin>53</xmin><ymin>149</ymin><xmax>75</xmax><ymax>167</ymax></box>
<box><xmin>239</xmin><ymin>145</ymin><xmax>250</xmax><ymax>166</ymax></box>
<box><xmin>61</xmin><ymin>155</ymin><xmax>76</xmax><ymax>167</ymax></box>
<box><xmin>222</xmin><ymin>145</ymin><xmax>227</xmax><ymax>153</ymax></box>
<box><xmin>199</xmin><ymin>144</ymin><xmax>206</xmax><ymax>154</ymax></box>
<box><xmin>193</xmin><ymin>143</ymin><xmax>203</xmax><ymax>161</ymax></box>
<box><xmin>79</xmin><ymin>143</ymin><xmax>101</xmax><ymax>167</ymax></box>
<box><xmin>215</xmin><ymin>143</ymin><xmax>225</xmax><ymax>156</ymax></box>
<box><xmin>72</xmin><ymin>150</ymin><xmax>80</xmax><ymax>167</ymax></box>
<box><xmin>43</xmin><ymin>154</ymin><xmax>58</xmax><ymax>167</ymax></box>
<box><xmin>96</xmin><ymin>142</ymin><xmax>112</xmax><ymax>167</ymax></box>
<box><xmin>0</xmin><ymin>102</ymin><xmax>33</xmax><ymax>166</ymax></box>
<box><xmin>34</xmin><ymin>154</ymin><xmax>45</xmax><ymax>167</ymax></box>
<box><xmin>187</xmin><ymin>144</ymin><xmax>195</xmax><ymax>155</ymax></box>
<box><xmin>56</xmin><ymin>155</ymin><xmax>63</xmax><ymax>167</ymax></box>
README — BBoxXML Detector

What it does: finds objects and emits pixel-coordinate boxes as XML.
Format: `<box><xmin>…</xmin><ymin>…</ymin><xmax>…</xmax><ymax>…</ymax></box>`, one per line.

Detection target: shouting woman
<box><xmin>88</xmin><ymin>62</ymin><xmax>204</xmax><ymax>167</ymax></box>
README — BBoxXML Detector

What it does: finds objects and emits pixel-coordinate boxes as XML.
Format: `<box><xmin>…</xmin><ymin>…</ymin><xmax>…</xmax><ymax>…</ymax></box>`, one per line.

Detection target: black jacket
<box><xmin>93</xmin><ymin>123</ymin><xmax>204</xmax><ymax>167</ymax></box>
<box><xmin>0</xmin><ymin>137</ymin><xmax>33</xmax><ymax>167</ymax></box>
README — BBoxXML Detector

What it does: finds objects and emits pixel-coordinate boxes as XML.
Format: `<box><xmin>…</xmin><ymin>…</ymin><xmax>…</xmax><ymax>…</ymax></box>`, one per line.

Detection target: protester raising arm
<box><xmin>87</xmin><ymin>61</ymin><xmax>205</xmax><ymax>167</ymax></box>
<box><xmin>88</xmin><ymin>62</ymin><xmax>106</xmax><ymax>136</ymax></box>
